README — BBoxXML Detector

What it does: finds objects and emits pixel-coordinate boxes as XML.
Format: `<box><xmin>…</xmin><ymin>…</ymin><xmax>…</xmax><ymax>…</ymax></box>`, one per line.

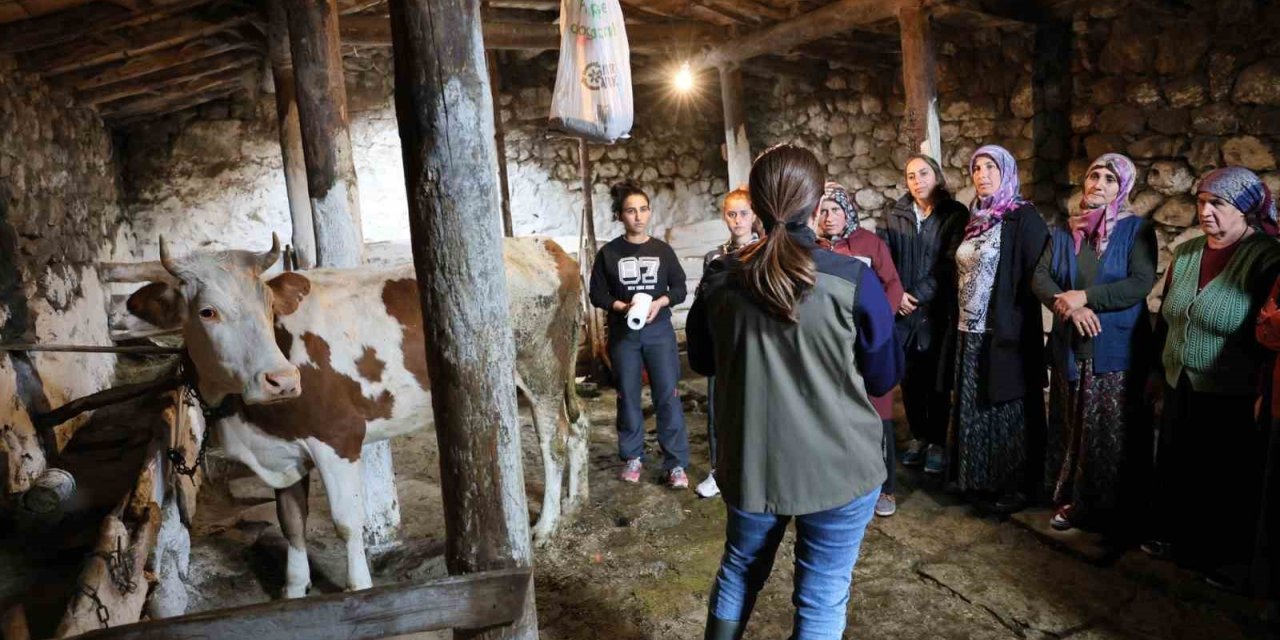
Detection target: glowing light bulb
<box><xmin>674</xmin><ymin>63</ymin><xmax>695</xmax><ymax>93</ymax></box>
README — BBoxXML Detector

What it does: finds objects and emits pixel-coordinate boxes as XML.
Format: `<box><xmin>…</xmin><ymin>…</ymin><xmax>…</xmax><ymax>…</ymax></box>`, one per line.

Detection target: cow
<box><xmin>119</xmin><ymin>234</ymin><xmax>591</xmax><ymax>597</ymax></box>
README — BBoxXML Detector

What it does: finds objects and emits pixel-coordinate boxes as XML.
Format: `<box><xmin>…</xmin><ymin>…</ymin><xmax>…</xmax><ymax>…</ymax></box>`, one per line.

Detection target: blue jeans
<box><xmin>609</xmin><ymin>316</ymin><xmax>689</xmax><ymax>471</ymax></box>
<box><xmin>708</xmin><ymin>488</ymin><xmax>880</xmax><ymax>639</ymax></box>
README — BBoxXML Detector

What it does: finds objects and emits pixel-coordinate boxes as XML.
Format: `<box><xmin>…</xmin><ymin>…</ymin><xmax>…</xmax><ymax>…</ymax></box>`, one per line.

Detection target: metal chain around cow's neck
<box><xmin>167</xmin><ymin>385</ymin><xmax>211</xmax><ymax>478</ymax></box>
<box><xmin>78</xmin><ymin>584</ymin><xmax>110</xmax><ymax>628</ymax></box>
<box><xmin>88</xmin><ymin>535</ymin><xmax>137</xmax><ymax>595</ymax></box>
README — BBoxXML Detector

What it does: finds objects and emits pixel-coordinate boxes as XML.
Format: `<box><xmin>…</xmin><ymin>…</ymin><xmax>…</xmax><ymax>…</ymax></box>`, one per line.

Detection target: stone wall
<box><xmin>1065</xmin><ymin>0</ymin><xmax>1280</xmax><ymax>308</ymax></box>
<box><xmin>119</xmin><ymin>50</ymin><xmax>728</xmax><ymax>260</ymax></box>
<box><xmin>0</xmin><ymin>57</ymin><xmax>131</xmax><ymax>498</ymax></box>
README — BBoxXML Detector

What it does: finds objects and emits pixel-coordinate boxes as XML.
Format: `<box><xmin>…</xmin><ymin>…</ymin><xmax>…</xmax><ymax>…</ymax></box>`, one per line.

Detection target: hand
<box><xmin>899</xmin><ymin>292</ymin><xmax>919</xmax><ymax>315</ymax></box>
<box><xmin>612</xmin><ymin>299</ymin><xmax>632</xmax><ymax>314</ymax></box>
<box><xmin>1068</xmin><ymin>307</ymin><xmax>1101</xmax><ymax>338</ymax></box>
<box><xmin>646</xmin><ymin>296</ymin><xmax>668</xmax><ymax>324</ymax></box>
<box><xmin>1053</xmin><ymin>290</ymin><xmax>1088</xmax><ymax>318</ymax></box>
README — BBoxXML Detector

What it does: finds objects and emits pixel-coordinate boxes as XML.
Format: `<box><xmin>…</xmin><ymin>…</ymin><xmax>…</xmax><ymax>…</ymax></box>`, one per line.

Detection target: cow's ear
<box><xmin>267</xmin><ymin>272</ymin><xmax>312</xmax><ymax>316</ymax></box>
<box><xmin>126</xmin><ymin>282</ymin><xmax>185</xmax><ymax>329</ymax></box>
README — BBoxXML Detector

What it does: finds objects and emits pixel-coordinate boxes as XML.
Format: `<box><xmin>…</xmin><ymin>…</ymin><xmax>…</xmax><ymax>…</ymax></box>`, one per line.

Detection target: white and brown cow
<box><xmin>122</xmin><ymin>234</ymin><xmax>590</xmax><ymax>596</ymax></box>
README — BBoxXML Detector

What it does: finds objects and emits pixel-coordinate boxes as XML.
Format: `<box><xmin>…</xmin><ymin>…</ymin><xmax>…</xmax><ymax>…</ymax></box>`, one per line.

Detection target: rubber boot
<box><xmin>704</xmin><ymin>616</ymin><xmax>746</xmax><ymax>640</ymax></box>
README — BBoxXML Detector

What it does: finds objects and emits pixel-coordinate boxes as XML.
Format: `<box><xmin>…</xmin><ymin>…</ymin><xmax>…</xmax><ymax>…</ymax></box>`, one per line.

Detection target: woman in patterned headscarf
<box><xmin>941</xmin><ymin>145</ymin><xmax>1049</xmax><ymax>513</ymax></box>
<box><xmin>1148</xmin><ymin>166</ymin><xmax>1280</xmax><ymax>591</ymax></box>
<box><xmin>1031</xmin><ymin>153</ymin><xmax>1157</xmax><ymax>533</ymax></box>
<box><xmin>823</xmin><ymin>182</ymin><xmax>905</xmax><ymax>517</ymax></box>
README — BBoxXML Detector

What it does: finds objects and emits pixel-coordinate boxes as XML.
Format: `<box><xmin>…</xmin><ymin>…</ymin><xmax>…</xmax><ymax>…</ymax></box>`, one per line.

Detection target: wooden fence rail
<box><xmin>62</xmin><ymin>567</ymin><xmax>532</xmax><ymax>640</ymax></box>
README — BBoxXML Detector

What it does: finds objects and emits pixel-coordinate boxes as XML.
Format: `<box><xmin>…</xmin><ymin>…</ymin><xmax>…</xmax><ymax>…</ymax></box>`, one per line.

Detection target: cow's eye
<box><xmin>198</xmin><ymin>307</ymin><xmax>218</xmax><ymax>320</ymax></box>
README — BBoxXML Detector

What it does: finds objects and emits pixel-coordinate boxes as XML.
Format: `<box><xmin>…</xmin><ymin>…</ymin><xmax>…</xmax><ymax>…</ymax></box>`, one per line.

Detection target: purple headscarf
<box><xmin>1073</xmin><ymin>153</ymin><xmax>1137</xmax><ymax>254</ymax></box>
<box><xmin>1197</xmin><ymin>167</ymin><xmax>1280</xmax><ymax>238</ymax></box>
<box><xmin>965</xmin><ymin>145</ymin><xmax>1025</xmax><ymax>240</ymax></box>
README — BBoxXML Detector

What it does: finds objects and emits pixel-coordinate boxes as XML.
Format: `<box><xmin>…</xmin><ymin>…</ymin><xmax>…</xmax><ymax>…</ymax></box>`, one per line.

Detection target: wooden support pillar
<box><xmin>282</xmin><ymin>0</ymin><xmax>364</xmax><ymax>268</ymax></box>
<box><xmin>579</xmin><ymin>139</ymin><xmax>607</xmax><ymax>382</ymax></box>
<box><xmin>267</xmin><ymin>0</ymin><xmax>316</xmax><ymax>269</ymax></box>
<box><xmin>282</xmin><ymin>0</ymin><xmax>400</xmax><ymax>548</ymax></box>
<box><xmin>488</xmin><ymin>51</ymin><xmax>514</xmax><ymax>238</ymax></box>
<box><xmin>718</xmin><ymin>64</ymin><xmax>751</xmax><ymax>189</ymax></box>
<box><xmin>898</xmin><ymin>0</ymin><xmax>941</xmax><ymax>162</ymax></box>
<box><xmin>387</xmin><ymin>0</ymin><xmax>537</xmax><ymax>635</ymax></box>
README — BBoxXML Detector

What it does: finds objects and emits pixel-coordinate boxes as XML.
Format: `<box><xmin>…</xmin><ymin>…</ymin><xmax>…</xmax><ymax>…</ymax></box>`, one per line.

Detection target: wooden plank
<box><xmin>0</xmin><ymin>0</ymin><xmax>213</xmax><ymax>55</ymax></box>
<box><xmin>719</xmin><ymin>64</ymin><xmax>750</xmax><ymax>189</ymax></box>
<box><xmin>22</xmin><ymin>12</ymin><xmax>249</xmax><ymax>76</ymax></box>
<box><xmin>0</xmin><ymin>344</ymin><xmax>183</xmax><ymax>355</ymax></box>
<box><xmin>70</xmin><ymin>568</ymin><xmax>531</xmax><ymax>639</ymax></box>
<box><xmin>487</xmin><ymin>50</ymin><xmax>513</xmax><ymax>238</ymax></box>
<box><xmin>163</xmin><ymin>392</ymin><xmax>205</xmax><ymax>526</ymax></box>
<box><xmin>77</xmin><ymin>51</ymin><xmax>257</xmax><ymax>105</ymax></box>
<box><xmin>1</xmin><ymin>604</ymin><xmax>30</xmax><ymax>640</ymax></box>
<box><xmin>35</xmin><ymin>376</ymin><xmax>183</xmax><ymax>430</ymax></box>
<box><xmin>55</xmin><ymin>503</ymin><xmax>161</xmax><ymax>637</ymax></box>
<box><xmin>898</xmin><ymin>0</ymin><xmax>941</xmax><ymax>161</ymax></box>
<box><xmin>63</xmin><ymin>36</ymin><xmax>256</xmax><ymax>92</ymax></box>
<box><xmin>340</xmin><ymin>15</ymin><xmax>716</xmax><ymax>51</ymax></box>
<box><xmin>687</xmin><ymin>0</ymin><xmax>895</xmax><ymax>70</ymax></box>
<box><xmin>98</xmin><ymin>66</ymin><xmax>249</xmax><ymax>113</ymax></box>
<box><xmin>267</xmin><ymin>0</ymin><xmax>316</xmax><ymax>269</ymax></box>
<box><xmin>102</xmin><ymin>81</ymin><xmax>241</xmax><ymax>123</ymax></box>
<box><xmin>386</xmin><ymin>0</ymin><xmax>538</xmax><ymax>632</ymax></box>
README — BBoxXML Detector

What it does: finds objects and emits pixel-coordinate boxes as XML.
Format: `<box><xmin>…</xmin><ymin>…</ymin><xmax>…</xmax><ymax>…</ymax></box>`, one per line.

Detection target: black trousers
<box><xmin>902</xmin><ymin>348</ymin><xmax>950</xmax><ymax>446</ymax></box>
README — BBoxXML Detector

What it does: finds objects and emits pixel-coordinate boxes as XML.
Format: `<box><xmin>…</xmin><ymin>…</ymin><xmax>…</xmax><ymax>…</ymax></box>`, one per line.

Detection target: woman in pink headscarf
<box><xmin>1031</xmin><ymin>153</ymin><xmax>1157</xmax><ymax>533</ymax></box>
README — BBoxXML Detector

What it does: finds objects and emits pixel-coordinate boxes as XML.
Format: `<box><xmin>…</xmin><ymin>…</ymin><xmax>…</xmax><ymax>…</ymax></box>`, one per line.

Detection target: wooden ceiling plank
<box><xmin>21</xmin><ymin>12</ymin><xmax>249</xmax><ymax>75</ymax></box>
<box><xmin>0</xmin><ymin>0</ymin><xmax>213</xmax><ymax>55</ymax></box>
<box><xmin>107</xmin><ymin>84</ymin><xmax>240</xmax><ymax>124</ymax></box>
<box><xmin>688</xmin><ymin>0</ymin><xmax>895</xmax><ymax>70</ymax></box>
<box><xmin>340</xmin><ymin>14</ymin><xmax>716</xmax><ymax>51</ymax></box>
<box><xmin>99</xmin><ymin>69</ymin><xmax>246</xmax><ymax>118</ymax></box>
<box><xmin>63</xmin><ymin>36</ymin><xmax>255</xmax><ymax>90</ymax></box>
<box><xmin>78</xmin><ymin>50</ymin><xmax>256</xmax><ymax>104</ymax></box>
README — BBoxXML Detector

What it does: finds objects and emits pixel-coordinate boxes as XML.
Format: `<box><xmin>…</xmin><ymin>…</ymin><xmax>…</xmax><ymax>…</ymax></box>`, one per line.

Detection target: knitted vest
<box><xmin>1162</xmin><ymin>234</ymin><xmax>1280</xmax><ymax>394</ymax></box>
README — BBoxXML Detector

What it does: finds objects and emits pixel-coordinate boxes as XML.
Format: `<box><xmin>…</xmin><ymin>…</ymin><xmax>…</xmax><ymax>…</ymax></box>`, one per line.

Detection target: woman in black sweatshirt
<box><xmin>589</xmin><ymin>181</ymin><xmax>691</xmax><ymax>489</ymax></box>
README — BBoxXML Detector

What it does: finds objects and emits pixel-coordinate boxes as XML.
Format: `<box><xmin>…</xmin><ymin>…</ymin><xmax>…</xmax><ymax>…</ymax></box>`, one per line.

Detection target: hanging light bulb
<box><xmin>673</xmin><ymin>62</ymin><xmax>695</xmax><ymax>93</ymax></box>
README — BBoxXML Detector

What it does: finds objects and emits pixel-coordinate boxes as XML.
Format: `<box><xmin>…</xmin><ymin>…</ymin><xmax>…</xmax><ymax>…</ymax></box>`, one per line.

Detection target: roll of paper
<box><xmin>626</xmin><ymin>292</ymin><xmax>653</xmax><ymax>330</ymax></box>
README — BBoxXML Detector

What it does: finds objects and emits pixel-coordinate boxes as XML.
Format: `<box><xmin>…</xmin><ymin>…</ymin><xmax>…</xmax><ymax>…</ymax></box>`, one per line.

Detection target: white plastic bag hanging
<box><xmin>547</xmin><ymin>0</ymin><xmax>634</xmax><ymax>143</ymax></box>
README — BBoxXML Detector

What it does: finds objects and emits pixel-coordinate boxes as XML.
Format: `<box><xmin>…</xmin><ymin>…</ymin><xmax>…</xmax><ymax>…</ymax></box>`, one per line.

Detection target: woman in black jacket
<box><xmin>882</xmin><ymin>153</ymin><xmax>968</xmax><ymax>476</ymax></box>
<box><xmin>943</xmin><ymin>145</ymin><xmax>1049</xmax><ymax>511</ymax></box>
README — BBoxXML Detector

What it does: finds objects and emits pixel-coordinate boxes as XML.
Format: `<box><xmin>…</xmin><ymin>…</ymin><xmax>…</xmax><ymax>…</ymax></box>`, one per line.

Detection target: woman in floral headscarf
<box><xmin>823</xmin><ymin>182</ymin><xmax>905</xmax><ymax>517</ymax></box>
<box><xmin>941</xmin><ymin>145</ymin><xmax>1049</xmax><ymax>512</ymax></box>
<box><xmin>1031</xmin><ymin>153</ymin><xmax>1157</xmax><ymax>533</ymax></box>
<box><xmin>1149</xmin><ymin>166</ymin><xmax>1280</xmax><ymax>591</ymax></box>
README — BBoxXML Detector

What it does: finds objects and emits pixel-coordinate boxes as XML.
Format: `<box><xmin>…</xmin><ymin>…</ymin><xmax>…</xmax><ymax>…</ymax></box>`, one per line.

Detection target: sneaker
<box><xmin>875</xmin><ymin>493</ymin><xmax>897</xmax><ymax>517</ymax></box>
<box><xmin>901</xmin><ymin>441</ymin><xmax>926</xmax><ymax>467</ymax></box>
<box><xmin>619</xmin><ymin>458</ymin><xmax>642</xmax><ymax>483</ymax></box>
<box><xmin>695</xmin><ymin>471</ymin><xmax>720</xmax><ymax>498</ymax></box>
<box><xmin>667</xmin><ymin>467</ymin><xmax>689</xmax><ymax>489</ymax></box>
<box><xmin>1140</xmin><ymin>540</ymin><xmax>1173</xmax><ymax>560</ymax></box>
<box><xmin>1050</xmin><ymin>505</ymin><xmax>1074</xmax><ymax>531</ymax></box>
<box><xmin>924</xmin><ymin>445</ymin><xmax>946</xmax><ymax>475</ymax></box>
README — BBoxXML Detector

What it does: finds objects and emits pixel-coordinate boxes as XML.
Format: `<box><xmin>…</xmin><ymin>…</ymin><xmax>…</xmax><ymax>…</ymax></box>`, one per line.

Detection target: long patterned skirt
<box><xmin>1046</xmin><ymin>363</ymin><xmax>1128</xmax><ymax>520</ymax></box>
<box><xmin>950</xmin><ymin>331</ymin><xmax>1026</xmax><ymax>494</ymax></box>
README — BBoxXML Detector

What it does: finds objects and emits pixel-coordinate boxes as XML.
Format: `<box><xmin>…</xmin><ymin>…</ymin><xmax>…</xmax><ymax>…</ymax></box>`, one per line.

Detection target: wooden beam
<box><xmin>386</xmin><ymin>0</ymin><xmax>537</xmax><ymax>632</ymax></box>
<box><xmin>487</xmin><ymin>50</ymin><xmax>514</xmax><ymax>238</ymax></box>
<box><xmin>267</xmin><ymin>0</ymin><xmax>316</xmax><ymax>269</ymax></box>
<box><xmin>899</xmin><ymin>0</ymin><xmax>941</xmax><ymax>161</ymax></box>
<box><xmin>340</xmin><ymin>15</ymin><xmax>716</xmax><ymax>51</ymax></box>
<box><xmin>688</xmin><ymin>0</ymin><xmax>895</xmax><ymax>71</ymax></box>
<box><xmin>0</xmin><ymin>0</ymin><xmax>213</xmax><ymax>55</ymax></box>
<box><xmin>22</xmin><ymin>13</ymin><xmax>250</xmax><ymax>76</ymax></box>
<box><xmin>719</xmin><ymin>64</ymin><xmax>750</xmax><ymax>190</ymax></box>
<box><xmin>101</xmin><ymin>75</ymin><xmax>245</xmax><ymax>122</ymax></box>
<box><xmin>62</xmin><ymin>36</ymin><xmax>257</xmax><ymax>92</ymax></box>
<box><xmin>77</xmin><ymin>51</ymin><xmax>257</xmax><ymax>105</ymax></box>
<box><xmin>68</xmin><ymin>568</ymin><xmax>531</xmax><ymax>639</ymax></box>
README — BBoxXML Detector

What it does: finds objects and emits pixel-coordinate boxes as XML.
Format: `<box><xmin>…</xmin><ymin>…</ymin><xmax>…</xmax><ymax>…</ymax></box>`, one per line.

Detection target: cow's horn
<box><xmin>159</xmin><ymin>236</ymin><xmax>181</xmax><ymax>278</ymax></box>
<box><xmin>258</xmin><ymin>233</ymin><xmax>282</xmax><ymax>272</ymax></box>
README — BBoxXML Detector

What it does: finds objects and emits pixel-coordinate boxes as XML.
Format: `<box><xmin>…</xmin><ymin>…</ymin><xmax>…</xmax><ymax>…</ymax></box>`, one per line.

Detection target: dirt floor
<box><xmin>179</xmin><ymin>378</ymin><xmax>1275</xmax><ymax>640</ymax></box>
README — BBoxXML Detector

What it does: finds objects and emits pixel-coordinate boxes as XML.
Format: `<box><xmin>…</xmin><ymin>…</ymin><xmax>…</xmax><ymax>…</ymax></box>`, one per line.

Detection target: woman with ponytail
<box><xmin>688</xmin><ymin>145</ymin><xmax>902</xmax><ymax>640</ymax></box>
<box><xmin>942</xmin><ymin>144</ymin><xmax>1049</xmax><ymax>513</ymax></box>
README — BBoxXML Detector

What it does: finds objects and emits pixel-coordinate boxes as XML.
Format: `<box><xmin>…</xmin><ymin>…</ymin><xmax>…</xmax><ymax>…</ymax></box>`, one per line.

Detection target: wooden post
<box><xmin>267</xmin><ymin>0</ymin><xmax>316</xmax><ymax>269</ymax></box>
<box><xmin>897</xmin><ymin>0</ymin><xmax>941</xmax><ymax>162</ymax></box>
<box><xmin>718</xmin><ymin>64</ymin><xmax>751</xmax><ymax>189</ymax></box>
<box><xmin>579</xmin><ymin>139</ymin><xmax>607</xmax><ymax>382</ymax></box>
<box><xmin>487</xmin><ymin>51</ymin><xmax>514</xmax><ymax>238</ymax></box>
<box><xmin>282</xmin><ymin>0</ymin><xmax>364</xmax><ymax>268</ymax></box>
<box><xmin>281</xmin><ymin>0</ymin><xmax>400</xmax><ymax>548</ymax></box>
<box><xmin>387</xmin><ymin>0</ymin><xmax>537</xmax><ymax>634</ymax></box>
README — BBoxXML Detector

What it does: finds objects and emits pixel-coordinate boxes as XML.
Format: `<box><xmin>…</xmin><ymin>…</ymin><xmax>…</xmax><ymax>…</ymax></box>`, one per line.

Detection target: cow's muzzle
<box><xmin>248</xmin><ymin>367</ymin><xmax>302</xmax><ymax>404</ymax></box>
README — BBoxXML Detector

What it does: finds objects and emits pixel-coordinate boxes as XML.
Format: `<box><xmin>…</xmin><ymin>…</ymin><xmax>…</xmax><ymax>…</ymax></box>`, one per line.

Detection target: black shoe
<box><xmin>705</xmin><ymin>616</ymin><xmax>746</xmax><ymax>640</ymax></box>
<box><xmin>993</xmin><ymin>492</ymin><xmax>1026</xmax><ymax>513</ymax></box>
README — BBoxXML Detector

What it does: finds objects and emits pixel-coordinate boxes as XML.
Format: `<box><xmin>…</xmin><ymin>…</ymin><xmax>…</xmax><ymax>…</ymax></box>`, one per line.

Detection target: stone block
<box><xmin>829</xmin><ymin>134</ymin><xmax>855</xmax><ymax>159</ymax></box>
<box><xmin>961</xmin><ymin>119</ymin><xmax>997</xmax><ymax>139</ymax></box>
<box><xmin>1233</xmin><ymin>59</ymin><xmax>1280</xmax><ymax>106</ymax></box>
<box><xmin>1162</xmin><ymin>75</ymin><xmax>1207</xmax><ymax>109</ymax></box>
<box><xmin>1184</xmin><ymin>138</ymin><xmax>1222</xmax><ymax>173</ymax></box>
<box><xmin>824</xmin><ymin>74</ymin><xmax>847</xmax><ymax>90</ymax></box>
<box><xmin>1221</xmin><ymin>135</ymin><xmax>1276</xmax><ymax>171</ymax></box>
<box><xmin>860</xmin><ymin>94</ymin><xmax>883</xmax><ymax>115</ymax></box>
<box><xmin>1190</xmin><ymin>103</ymin><xmax>1239</xmax><ymax>135</ymax></box>
<box><xmin>1153</xmin><ymin>195</ymin><xmax>1197</xmax><ymax>227</ymax></box>
<box><xmin>854</xmin><ymin>188</ymin><xmax>886</xmax><ymax>211</ymax></box>
<box><xmin>1083</xmin><ymin>134</ymin><xmax>1126</xmax><ymax>161</ymax></box>
<box><xmin>1125</xmin><ymin>79</ymin><xmax>1163</xmax><ymax>108</ymax></box>
<box><xmin>873</xmin><ymin>123</ymin><xmax>896</xmax><ymax>142</ymax></box>
<box><xmin>1127</xmin><ymin>135</ymin><xmax>1177</xmax><ymax>160</ymax></box>
<box><xmin>1242</xmin><ymin>107</ymin><xmax>1280</xmax><ymax>136</ymax></box>
<box><xmin>1070</xmin><ymin>106</ymin><xmax>1096</xmax><ymax>132</ymax></box>
<box><xmin>1147</xmin><ymin>160</ymin><xmax>1195</xmax><ymax>196</ymax></box>
<box><xmin>1010</xmin><ymin>78</ymin><xmax>1035</xmax><ymax>119</ymax></box>
<box><xmin>676</xmin><ymin>155</ymin><xmax>699</xmax><ymax>179</ymax></box>
<box><xmin>1207</xmin><ymin>51</ymin><xmax>1238</xmax><ymax>102</ymax></box>
<box><xmin>1147</xmin><ymin>108</ymin><xmax>1189</xmax><ymax>135</ymax></box>
<box><xmin>1089</xmin><ymin>76</ymin><xmax>1126</xmax><ymax>107</ymax></box>
<box><xmin>868</xmin><ymin>167</ymin><xmax>899</xmax><ymax>188</ymax></box>
<box><xmin>1130</xmin><ymin>190</ymin><xmax>1164</xmax><ymax>217</ymax></box>
<box><xmin>1098</xmin><ymin>104</ymin><xmax>1146</xmax><ymax>135</ymax></box>
<box><xmin>1155</xmin><ymin>24</ymin><xmax>1209</xmax><ymax>76</ymax></box>
<box><xmin>1100</xmin><ymin>22</ymin><xmax>1152</xmax><ymax>74</ymax></box>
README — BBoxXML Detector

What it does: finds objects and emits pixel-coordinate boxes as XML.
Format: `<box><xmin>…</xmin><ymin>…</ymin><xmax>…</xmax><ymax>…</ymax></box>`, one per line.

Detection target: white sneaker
<box><xmin>695</xmin><ymin>471</ymin><xmax>720</xmax><ymax>498</ymax></box>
